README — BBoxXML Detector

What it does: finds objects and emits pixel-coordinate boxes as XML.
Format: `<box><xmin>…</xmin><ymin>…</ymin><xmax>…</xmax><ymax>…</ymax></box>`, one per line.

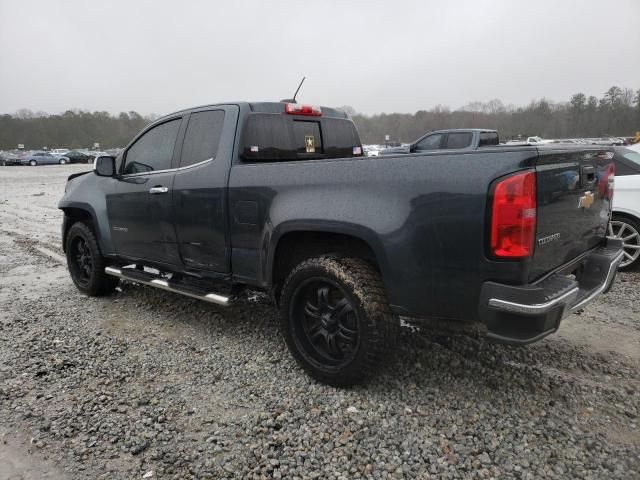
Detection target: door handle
<box><xmin>149</xmin><ymin>186</ymin><xmax>169</xmax><ymax>194</ymax></box>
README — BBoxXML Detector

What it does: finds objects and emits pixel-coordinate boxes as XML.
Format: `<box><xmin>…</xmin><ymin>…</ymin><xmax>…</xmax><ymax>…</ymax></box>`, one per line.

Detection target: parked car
<box><xmin>61</xmin><ymin>150</ymin><xmax>96</xmax><ymax>164</ymax></box>
<box><xmin>50</xmin><ymin>148</ymin><xmax>70</xmax><ymax>156</ymax></box>
<box><xmin>587</xmin><ymin>136</ymin><xmax>624</xmax><ymax>146</ymax></box>
<box><xmin>380</xmin><ymin>129</ymin><xmax>499</xmax><ymax>155</ymax></box>
<box><xmin>86</xmin><ymin>151</ymin><xmax>109</xmax><ymax>163</ymax></box>
<box><xmin>59</xmin><ymin>101</ymin><xmax>622</xmax><ymax>386</ymax></box>
<box><xmin>0</xmin><ymin>150</ymin><xmax>23</xmax><ymax>166</ymax></box>
<box><xmin>550</xmin><ymin>139</ymin><xmax>586</xmax><ymax>145</ymax></box>
<box><xmin>627</xmin><ymin>142</ymin><xmax>640</xmax><ymax>153</ymax></box>
<box><xmin>21</xmin><ymin>151</ymin><xmax>68</xmax><ymax>166</ymax></box>
<box><xmin>610</xmin><ymin>147</ymin><xmax>640</xmax><ymax>270</ymax></box>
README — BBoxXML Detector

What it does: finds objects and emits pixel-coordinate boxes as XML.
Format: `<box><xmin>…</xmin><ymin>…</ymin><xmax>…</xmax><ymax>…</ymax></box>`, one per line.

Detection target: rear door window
<box><xmin>180</xmin><ymin>110</ymin><xmax>225</xmax><ymax>168</ymax></box>
<box><xmin>445</xmin><ymin>132</ymin><xmax>473</xmax><ymax>149</ymax></box>
<box><xmin>123</xmin><ymin>118</ymin><xmax>181</xmax><ymax>174</ymax></box>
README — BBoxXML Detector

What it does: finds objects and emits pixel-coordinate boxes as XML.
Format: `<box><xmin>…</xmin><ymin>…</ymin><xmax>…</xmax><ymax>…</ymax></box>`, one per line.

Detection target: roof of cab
<box><xmin>248</xmin><ymin>102</ymin><xmax>350</xmax><ymax>119</ymax></box>
<box><xmin>430</xmin><ymin>128</ymin><xmax>497</xmax><ymax>134</ymax></box>
<box><xmin>154</xmin><ymin>101</ymin><xmax>351</xmax><ymax>124</ymax></box>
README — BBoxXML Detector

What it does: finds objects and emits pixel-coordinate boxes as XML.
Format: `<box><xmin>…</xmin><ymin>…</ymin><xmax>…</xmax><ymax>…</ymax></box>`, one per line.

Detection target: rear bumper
<box><xmin>478</xmin><ymin>238</ymin><xmax>624</xmax><ymax>345</ymax></box>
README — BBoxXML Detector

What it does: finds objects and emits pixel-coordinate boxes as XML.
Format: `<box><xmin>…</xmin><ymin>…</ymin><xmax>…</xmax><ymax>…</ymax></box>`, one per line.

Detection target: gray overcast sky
<box><xmin>1</xmin><ymin>0</ymin><xmax>639</xmax><ymax>116</ymax></box>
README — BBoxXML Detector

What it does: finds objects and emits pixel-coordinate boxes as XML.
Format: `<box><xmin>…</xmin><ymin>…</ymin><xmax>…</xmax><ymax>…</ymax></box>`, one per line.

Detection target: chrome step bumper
<box><xmin>479</xmin><ymin>238</ymin><xmax>624</xmax><ymax>345</ymax></box>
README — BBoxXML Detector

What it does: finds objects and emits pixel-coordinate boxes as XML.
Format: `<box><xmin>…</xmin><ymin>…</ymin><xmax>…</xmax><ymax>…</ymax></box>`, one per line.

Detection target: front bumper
<box><xmin>478</xmin><ymin>238</ymin><xmax>624</xmax><ymax>345</ymax></box>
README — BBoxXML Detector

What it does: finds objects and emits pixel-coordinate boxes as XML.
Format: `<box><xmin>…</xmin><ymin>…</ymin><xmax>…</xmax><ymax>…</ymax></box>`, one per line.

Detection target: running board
<box><xmin>104</xmin><ymin>266</ymin><xmax>231</xmax><ymax>306</ymax></box>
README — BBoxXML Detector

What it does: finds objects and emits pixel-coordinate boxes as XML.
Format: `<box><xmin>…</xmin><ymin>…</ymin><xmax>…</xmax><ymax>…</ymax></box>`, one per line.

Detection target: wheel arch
<box><xmin>611</xmin><ymin>209</ymin><xmax>640</xmax><ymax>223</ymax></box>
<box><xmin>60</xmin><ymin>204</ymin><xmax>103</xmax><ymax>253</ymax></box>
<box><xmin>267</xmin><ymin>222</ymin><xmax>390</xmax><ymax>301</ymax></box>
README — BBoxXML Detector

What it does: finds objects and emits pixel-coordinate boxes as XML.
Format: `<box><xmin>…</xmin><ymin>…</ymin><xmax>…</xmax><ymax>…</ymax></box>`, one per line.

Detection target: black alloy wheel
<box><xmin>291</xmin><ymin>278</ymin><xmax>360</xmax><ymax>367</ymax></box>
<box><xmin>69</xmin><ymin>236</ymin><xmax>93</xmax><ymax>288</ymax></box>
<box><xmin>65</xmin><ymin>222</ymin><xmax>119</xmax><ymax>296</ymax></box>
<box><xmin>279</xmin><ymin>256</ymin><xmax>399</xmax><ymax>387</ymax></box>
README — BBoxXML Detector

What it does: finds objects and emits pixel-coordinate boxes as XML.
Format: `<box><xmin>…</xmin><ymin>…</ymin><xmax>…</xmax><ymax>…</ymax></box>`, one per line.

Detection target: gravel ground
<box><xmin>0</xmin><ymin>165</ymin><xmax>638</xmax><ymax>479</ymax></box>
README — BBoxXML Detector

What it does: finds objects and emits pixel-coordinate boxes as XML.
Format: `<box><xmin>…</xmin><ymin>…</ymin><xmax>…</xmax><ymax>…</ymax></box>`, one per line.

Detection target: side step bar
<box><xmin>104</xmin><ymin>266</ymin><xmax>231</xmax><ymax>307</ymax></box>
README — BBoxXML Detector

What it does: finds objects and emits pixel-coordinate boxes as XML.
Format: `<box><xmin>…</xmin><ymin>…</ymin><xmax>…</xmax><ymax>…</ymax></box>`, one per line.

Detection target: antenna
<box><xmin>280</xmin><ymin>76</ymin><xmax>306</xmax><ymax>103</ymax></box>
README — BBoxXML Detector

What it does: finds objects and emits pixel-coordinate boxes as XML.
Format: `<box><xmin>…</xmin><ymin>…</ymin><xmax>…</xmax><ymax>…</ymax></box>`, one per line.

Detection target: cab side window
<box><xmin>415</xmin><ymin>133</ymin><xmax>443</xmax><ymax>151</ymax></box>
<box><xmin>445</xmin><ymin>132</ymin><xmax>473</xmax><ymax>149</ymax></box>
<box><xmin>123</xmin><ymin>119</ymin><xmax>181</xmax><ymax>175</ymax></box>
<box><xmin>180</xmin><ymin>110</ymin><xmax>225</xmax><ymax>168</ymax></box>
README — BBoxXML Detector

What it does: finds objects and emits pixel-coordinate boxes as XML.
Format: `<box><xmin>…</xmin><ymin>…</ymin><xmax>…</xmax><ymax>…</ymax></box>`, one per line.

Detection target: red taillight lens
<box><xmin>490</xmin><ymin>170</ymin><xmax>536</xmax><ymax>258</ymax></box>
<box><xmin>605</xmin><ymin>163</ymin><xmax>615</xmax><ymax>201</ymax></box>
<box><xmin>284</xmin><ymin>103</ymin><xmax>322</xmax><ymax>116</ymax></box>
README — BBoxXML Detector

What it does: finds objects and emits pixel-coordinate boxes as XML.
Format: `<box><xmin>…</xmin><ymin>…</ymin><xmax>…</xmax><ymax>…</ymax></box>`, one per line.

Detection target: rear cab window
<box><xmin>240</xmin><ymin>103</ymin><xmax>362</xmax><ymax>162</ymax></box>
<box><xmin>479</xmin><ymin>131</ymin><xmax>499</xmax><ymax>147</ymax></box>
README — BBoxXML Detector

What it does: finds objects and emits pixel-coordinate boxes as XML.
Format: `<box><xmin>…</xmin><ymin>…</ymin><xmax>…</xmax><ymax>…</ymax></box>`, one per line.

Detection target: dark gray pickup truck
<box><xmin>59</xmin><ymin>101</ymin><xmax>623</xmax><ymax>386</ymax></box>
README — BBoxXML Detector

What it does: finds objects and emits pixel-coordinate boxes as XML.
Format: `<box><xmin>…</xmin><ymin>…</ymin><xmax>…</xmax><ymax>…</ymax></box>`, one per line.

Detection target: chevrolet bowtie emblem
<box><xmin>578</xmin><ymin>191</ymin><xmax>594</xmax><ymax>209</ymax></box>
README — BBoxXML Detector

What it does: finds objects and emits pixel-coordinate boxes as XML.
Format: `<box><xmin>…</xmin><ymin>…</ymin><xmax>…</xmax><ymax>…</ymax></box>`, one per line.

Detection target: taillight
<box><xmin>605</xmin><ymin>163</ymin><xmax>615</xmax><ymax>201</ymax></box>
<box><xmin>284</xmin><ymin>103</ymin><xmax>322</xmax><ymax>116</ymax></box>
<box><xmin>490</xmin><ymin>170</ymin><xmax>536</xmax><ymax>259</ymax></box>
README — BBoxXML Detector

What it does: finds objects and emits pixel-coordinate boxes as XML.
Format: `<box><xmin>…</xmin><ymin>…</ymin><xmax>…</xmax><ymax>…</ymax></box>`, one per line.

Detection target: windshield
<box><xmin>622</xmin><ymin>150</ymin><xmax>640</xmax><ymax>167</ymax></box>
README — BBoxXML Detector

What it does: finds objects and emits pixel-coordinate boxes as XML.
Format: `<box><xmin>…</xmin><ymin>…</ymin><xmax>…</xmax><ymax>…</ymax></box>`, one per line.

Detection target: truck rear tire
<box><xmin>65</xmin><ymin>222</ymin><xmax>119</xmax><ymax>296</ymax></box>
<box><xmin>279</xmin><ymin>255</ymin><xmax>399</xmax><ymax>387</ymax></box>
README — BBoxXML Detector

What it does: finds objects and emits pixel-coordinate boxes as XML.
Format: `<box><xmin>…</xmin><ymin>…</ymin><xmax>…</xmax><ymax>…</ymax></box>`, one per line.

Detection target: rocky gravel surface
<box><xmin>0</xmin><ymin>165</ymin><xmax>639</xmax><ymax>479</ymax></box>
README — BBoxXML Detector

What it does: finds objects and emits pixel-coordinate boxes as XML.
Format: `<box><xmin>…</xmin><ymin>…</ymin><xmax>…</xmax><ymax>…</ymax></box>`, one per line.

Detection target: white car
<box><xmin>526</xmin><ymin>136</ymin><xmax>554</xmax><ymax>144</ymax></box>
<box><xmin>50</xmin><ymin>148</ymin><xmax>70</xmax><ymax>156</ymax></box>
<box><xmin>626</xmin><ymin>142</ymin><xmax>640</xmax><ymax>153</ymax></box>
<box><xmin>610</xmin><ymin>146</ymin><xmax>640</xmax><ymax>270</ymax></box>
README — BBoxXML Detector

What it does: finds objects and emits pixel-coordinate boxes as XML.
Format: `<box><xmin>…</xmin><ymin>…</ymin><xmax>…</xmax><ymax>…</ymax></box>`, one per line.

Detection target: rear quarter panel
<box><xmin>229</xmin><ymin>148</ymin><xmax>538</xmax><ymax>321</ymax></box>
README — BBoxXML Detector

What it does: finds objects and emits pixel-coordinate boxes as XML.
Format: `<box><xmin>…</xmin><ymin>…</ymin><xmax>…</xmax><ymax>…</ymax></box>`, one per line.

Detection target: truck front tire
<box><xmin>65</xmin><ymin>222</ymin><xmax>119</xmax><ymax>296</ymax></box>
<box><xmin>279</xmin><ymin>256</ymin><xmax>399</xmax><ymax>387</ymax></box>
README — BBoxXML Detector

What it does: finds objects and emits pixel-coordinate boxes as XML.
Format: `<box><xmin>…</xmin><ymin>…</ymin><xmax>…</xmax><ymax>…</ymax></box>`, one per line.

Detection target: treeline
<box><xmin>1</xmin><ymin>86</ymin><xmax>639</xmax><ymax>149</ymax></box>
<box><xmin>350</xmin><ymin>86</ymin><xmax>640</xmax><ymax>144</ymax></box>
<box><xmin>0</xmin><ymin>110</ymin><xmax>155</xmax><ymax>150</ymax></box>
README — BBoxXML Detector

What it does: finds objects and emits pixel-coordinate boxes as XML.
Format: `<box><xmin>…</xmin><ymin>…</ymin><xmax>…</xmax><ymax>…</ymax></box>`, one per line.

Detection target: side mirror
<box><xmin>94</xmin><ymin>156</ymin><xmax>116</xmax><ymax>177</ymax></box>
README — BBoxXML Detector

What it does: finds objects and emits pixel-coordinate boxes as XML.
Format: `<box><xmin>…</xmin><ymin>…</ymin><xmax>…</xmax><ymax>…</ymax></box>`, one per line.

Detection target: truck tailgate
<box><xmin>530</xmin><ymin>147</ymin><xmax>614</xmax><ymax>281</ymax></box>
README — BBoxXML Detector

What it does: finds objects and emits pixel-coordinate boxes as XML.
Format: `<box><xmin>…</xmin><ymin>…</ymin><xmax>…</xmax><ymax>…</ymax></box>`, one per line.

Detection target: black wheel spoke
<box><xmin>333</xmin><ymin>298</ymin><xmax>354</xmax><ymax>319</ymax></box>
<box><xmin>337</xmin><ymin>322</ymin><xmax>357</xmax><ymax>344</ymax></box>
<box><xmin>326</xmin><ymin>333</ymin><xmax>341</xmax><ymax>356</ymax></box>
<box><xmin>304</xmin><ymin>301</ymin><xmax>322</xmax><ymax>320</ymax></box>
<box><xmin>317</xmin><ymin>286</ymin><xmax>329</xmax><ymax>310</ymax></box>
<box><xmin>307</xmin><ymin>322</ymin><xmax>324</xmax><ymax>340</ymax></box>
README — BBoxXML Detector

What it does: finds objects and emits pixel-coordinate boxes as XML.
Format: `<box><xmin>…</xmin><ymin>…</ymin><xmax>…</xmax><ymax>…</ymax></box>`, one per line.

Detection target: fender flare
<box><xmin>60</xmin><ymin>201</ymin><xmax>113</xmax><ymax>255</ymax></box>
<box><xmin>263</xmin><ymin>220</ymin><xmax>390</xmax><ymax>288</ymax></box>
